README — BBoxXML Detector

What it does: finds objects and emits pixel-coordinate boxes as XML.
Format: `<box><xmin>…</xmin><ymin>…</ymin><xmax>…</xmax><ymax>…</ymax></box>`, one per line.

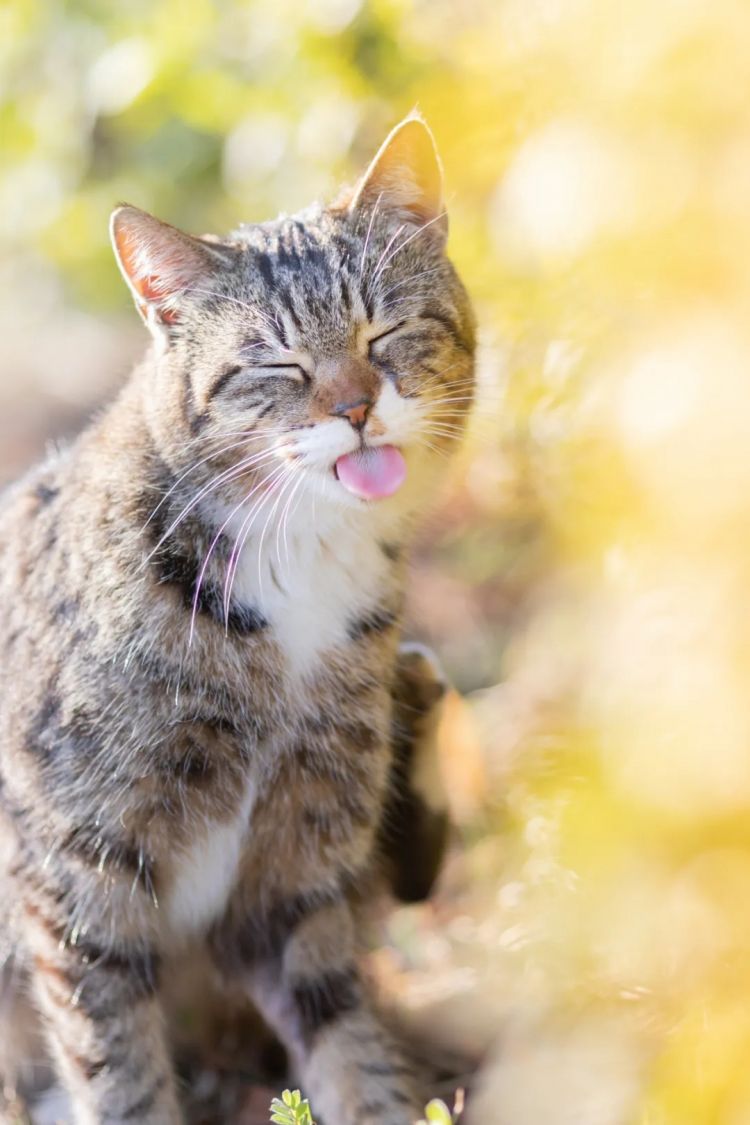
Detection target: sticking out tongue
<box><xmin>334</xmin><ymin>445</ymin><xmax>407</xmax><ymax>501</ymax></box>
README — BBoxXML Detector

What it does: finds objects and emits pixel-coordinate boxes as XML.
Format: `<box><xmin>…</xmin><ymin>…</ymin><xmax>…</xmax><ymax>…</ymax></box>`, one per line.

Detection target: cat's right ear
<box><xmin>348</xmin><ymin>114</ymin><xmax>447</xmax><ymax>239</ymax></box>
<box><xmin>110</xmin><ymin>205</ymin><xmax>232</xmax><ymax>339</ymax></box>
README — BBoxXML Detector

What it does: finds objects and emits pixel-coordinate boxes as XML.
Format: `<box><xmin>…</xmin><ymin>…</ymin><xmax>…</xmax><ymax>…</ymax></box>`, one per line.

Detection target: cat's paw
<box><xmin>381</xmin><ymin>643</ymin><xmax>451</xmax><ymax>903</ymax></box>
<box><xmin>393</xmin><ymin>642</ymin><xmax>449</xmax><ymax>718</ymax></box>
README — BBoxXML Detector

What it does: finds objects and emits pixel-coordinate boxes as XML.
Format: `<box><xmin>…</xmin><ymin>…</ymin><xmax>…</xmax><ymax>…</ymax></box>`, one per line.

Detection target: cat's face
<box><xmin>112</xmin><ymin>116</ymin><xmax>475</xmax><ymax>516</ymax></box>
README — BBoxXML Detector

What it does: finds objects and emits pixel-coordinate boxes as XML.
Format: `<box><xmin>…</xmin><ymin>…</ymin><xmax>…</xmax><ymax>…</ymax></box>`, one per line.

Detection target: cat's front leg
<box><xmin>218</xmin><ymin>894</ymin><xmax>421</xmax><ymax>1125</ymax></box>
<box><xmin>23</xmin><ymin>886</ymin><xmax>181</xmax><ymax>1125</ymax></box>
<box><xmin>381</xmin><ymin>642</ymin><xmax>450</xmax><ymax>903</ymax></box>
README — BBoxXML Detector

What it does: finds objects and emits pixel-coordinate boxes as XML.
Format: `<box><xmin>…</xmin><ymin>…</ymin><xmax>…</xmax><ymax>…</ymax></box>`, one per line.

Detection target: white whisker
<box><xmin>188</xmin><ymin>463</ymin><xmax>283</xmax><ymax>644</ymax></box>
<box><xmin>365</xmin><ymin>223</ymin><xmax>406</xmax><ymax>305</ymax></box>
<box><xmin>255</xmin><ymin>468</ymin><xmax>298</xmax><ymax>601</ymax></box>
<box><xmin>142</xmin><ymin>436</ymin><xmax>266</xmax><ymax>528</ymax></box>
<box><xmin>222</xmin><ymin>462</ymin><xmax>292</xmax><ymax>621</ymax></box>
<box><xmin>277</xmin><ymin>470</ymin><xmax>306</xmax><ymax>578</ymax></box>
<box><xmin>359</xmin><ymin>192</ymin><xmax>383</xmax><ymax>278</ymax></box>
<box><xmin>370</xmin><ymin>210</ymin><xmax>448</xmax><ymax>292</ymax></box>
<box><xmin>143</xmin><ymin>447</ymin><xmax>281</xmax><ymax>567</ymax></box>
<box><xmin>379</xmin><ymin>266</ymin><xmax>442</xmax><ymax>304</ymax></box>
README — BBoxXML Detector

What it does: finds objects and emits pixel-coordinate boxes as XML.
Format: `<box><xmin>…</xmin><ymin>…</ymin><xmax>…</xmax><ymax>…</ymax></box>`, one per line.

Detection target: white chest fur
<box><xmin>229</xmin><ymin>500</ymin><xmax>392</xmax><ymax>680</ymax></box>
<box><xmin>164</xmin><ymin>778</ymin><xmax>257</xmax><ymax>937</ymax></box>
<box><xmin>164</xmin><ymin>493</ymin><xmax>395</xmax><ymax>937</ymax></box>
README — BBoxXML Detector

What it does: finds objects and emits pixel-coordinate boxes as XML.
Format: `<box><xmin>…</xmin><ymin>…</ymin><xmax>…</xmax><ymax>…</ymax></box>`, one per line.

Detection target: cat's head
<box><xmin>111</xmin><ymin>114</ymin><xmax>475</xmax><ymax>518</ymax></box>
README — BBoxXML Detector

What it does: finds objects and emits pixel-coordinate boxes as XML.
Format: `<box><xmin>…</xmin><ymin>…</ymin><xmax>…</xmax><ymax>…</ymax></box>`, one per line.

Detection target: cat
<box><xmin>0</xmin><ymin>113</ymin><xmax>475</xmax><ymax>1125</ymax></box>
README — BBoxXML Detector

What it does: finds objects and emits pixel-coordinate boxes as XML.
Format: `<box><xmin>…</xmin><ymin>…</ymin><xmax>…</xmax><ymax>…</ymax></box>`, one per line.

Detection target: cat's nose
<box><xmin>332</xmin><ymin>397</ymin><xmax>372</xmax><ymax>431</ymax></box>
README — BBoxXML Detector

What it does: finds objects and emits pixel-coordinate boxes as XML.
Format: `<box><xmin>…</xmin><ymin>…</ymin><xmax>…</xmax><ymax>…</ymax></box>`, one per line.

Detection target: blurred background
<box><xmin>5</xmin><ymin>0</ymin><xmax>750</xmax><ymax>1121</ymax></box>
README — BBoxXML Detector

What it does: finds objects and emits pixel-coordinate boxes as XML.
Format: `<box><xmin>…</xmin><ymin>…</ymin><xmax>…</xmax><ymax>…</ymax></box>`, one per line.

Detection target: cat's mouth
<box><xmin>333</xmin><ymin>445</ymin><xmax>407</xmax><ymax>501</ymax></box>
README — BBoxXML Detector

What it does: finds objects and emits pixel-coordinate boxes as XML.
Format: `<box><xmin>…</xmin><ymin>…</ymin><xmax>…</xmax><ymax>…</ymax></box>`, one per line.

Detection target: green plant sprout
<box><xmin>269</xmin><ymin>1089</ymin><xmax>315</xmax><ymax>1125</ymax></box>
<box><xmin>270</xmin><ymin>1090</ymin><xmax>462</xmax><ymax>1125</ymax></box>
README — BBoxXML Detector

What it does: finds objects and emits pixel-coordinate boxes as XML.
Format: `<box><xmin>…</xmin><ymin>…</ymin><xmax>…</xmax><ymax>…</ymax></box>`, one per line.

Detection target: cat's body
<box><xmin>0</xmin><ymin>116</ymin><xmax>474</xmax><ymax>1124</ymax></box>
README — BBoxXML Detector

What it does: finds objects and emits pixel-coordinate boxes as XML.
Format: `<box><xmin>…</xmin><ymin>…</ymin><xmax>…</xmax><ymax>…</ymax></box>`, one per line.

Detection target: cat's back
<box><xmin>0</xmin><ymin>448</ymin><xmax>69</xmax><ymax>550</ymax></box>
<box><xmin>0</xmin><ymin>448</ymin><xmax>81</xmax><ymax>644</ymax></box>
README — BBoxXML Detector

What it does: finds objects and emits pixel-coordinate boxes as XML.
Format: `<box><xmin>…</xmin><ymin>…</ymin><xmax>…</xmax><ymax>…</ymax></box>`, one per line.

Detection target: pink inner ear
<box><xmin>114</xmin><ymin>226</ymin><xmax>147</xmax><ymax>296</ymax></box>
<box><xmin>130</xmin><ymin>270</ymin><xmax>180</xmax><ymax>325</ymax></box>
<box><xmin>114</xmin><ymin>221</ymin><xmax>196</xmax><ymax>319</ymax></box>
<box><xmin>140</xmin><ymin>273</ymin><xmax>170</xmax><ymax>300</ymax></box>
<box><xmin>138</xmin><ymin>272</ymin><xmax>180</xmax><ymax>322</ymax></box>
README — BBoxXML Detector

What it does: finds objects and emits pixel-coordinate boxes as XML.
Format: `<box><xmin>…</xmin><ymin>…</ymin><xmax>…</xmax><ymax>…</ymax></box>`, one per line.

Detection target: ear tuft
<box><xmin>110</xmin><ymin>205</ymin><xmax>227</xmax><ymax>332</ymax></box>
<box><xmin>350</xmin><ymin>114</ymin><xmax>446</xmax><ymax>234</ymax></box>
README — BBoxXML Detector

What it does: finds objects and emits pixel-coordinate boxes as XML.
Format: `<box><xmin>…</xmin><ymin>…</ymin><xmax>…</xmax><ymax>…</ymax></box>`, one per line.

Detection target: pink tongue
<box><xmin>335</xmin><ymin>445</ymin><xmax>407</xmax><ymax>500</ymax></box>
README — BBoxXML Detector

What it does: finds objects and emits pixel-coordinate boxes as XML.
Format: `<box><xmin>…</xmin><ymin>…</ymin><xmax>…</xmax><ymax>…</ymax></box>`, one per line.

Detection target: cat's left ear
<box><xmin>349</xmin><ymin>113</ymin><xmax>447</xmax><ymax>243</ymax></box>
<box><xmin>110</xmin><ymin>204</ymin><xmax>233</xmax><ymax>339</ymax></box>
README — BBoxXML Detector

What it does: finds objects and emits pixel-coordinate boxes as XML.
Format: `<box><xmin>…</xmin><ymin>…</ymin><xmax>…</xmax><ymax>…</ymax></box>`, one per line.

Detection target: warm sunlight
<box><xmin>3</xmin><ymin>0</ymin><xmax>750</xmax><ymax>1121</ymax></box>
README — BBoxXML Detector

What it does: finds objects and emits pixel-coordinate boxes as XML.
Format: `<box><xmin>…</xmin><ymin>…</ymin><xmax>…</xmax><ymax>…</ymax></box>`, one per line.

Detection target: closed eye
<box><xmin>367</xmin><ymin>322</ymin><xmax>406</xmax><ymax>358</ymax></box>
<box><xmin>253</xmin><ymin>363</ymin><xmax>309</xmax><ymax>383</ymax></box>
<box><xmin>210</xmin><ymin>362</ymin><xmax>308</xmax><ymax>400</ymax></box>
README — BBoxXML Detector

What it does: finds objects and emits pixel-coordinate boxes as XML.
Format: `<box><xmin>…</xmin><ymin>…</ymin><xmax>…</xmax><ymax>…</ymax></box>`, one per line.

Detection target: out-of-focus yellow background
<box><xmin>5</xmin><ymin>0</ymin><xmax>750</xmax><ymax>1120</ymax></box>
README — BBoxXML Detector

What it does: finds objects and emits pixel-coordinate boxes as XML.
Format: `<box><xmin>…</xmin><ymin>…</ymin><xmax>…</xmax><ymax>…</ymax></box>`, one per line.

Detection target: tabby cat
<box><xmin>0</xmin><ymin>114</ymin><xmax>475</xmax><ymax>1124</ymax></box>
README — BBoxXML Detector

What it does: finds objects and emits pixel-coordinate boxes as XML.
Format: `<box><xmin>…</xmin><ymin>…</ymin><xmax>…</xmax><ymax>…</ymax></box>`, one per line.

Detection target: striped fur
<box><xmin>0</xmin><ymin>115</ymin><xmax>474</xmax><ymax>1124</ymax></box>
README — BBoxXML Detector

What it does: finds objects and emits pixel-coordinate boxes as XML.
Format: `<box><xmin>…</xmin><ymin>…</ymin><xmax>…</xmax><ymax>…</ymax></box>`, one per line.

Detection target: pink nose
<box><xmin>332</xmin><ymin>398</ymin><xmax>371</xmax><ymax>430</ymax></box>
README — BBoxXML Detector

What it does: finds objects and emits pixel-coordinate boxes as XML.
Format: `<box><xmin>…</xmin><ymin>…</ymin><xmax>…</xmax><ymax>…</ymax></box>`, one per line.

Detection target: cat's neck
<box><xmin>202</xmin><ymin>456</ymin><xmax>410</xmax><ymax>674</ymax></box>
<box><xmin>114</xmin><ymin>393</ymin><xmax>409</xmax><ymax>679</ymax></box>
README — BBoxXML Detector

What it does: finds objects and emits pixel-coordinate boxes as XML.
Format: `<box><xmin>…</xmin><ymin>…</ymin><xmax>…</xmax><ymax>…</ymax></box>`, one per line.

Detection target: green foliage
<box><xmin>269</xmin><ymin>1089</ymin><xmax>315</xmax><ymax>1125</ymax></box>
<box><xmin>269</xmin><ymin>1091</ymin><xmax>458</xmax><ymax>1125</ymax></box>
